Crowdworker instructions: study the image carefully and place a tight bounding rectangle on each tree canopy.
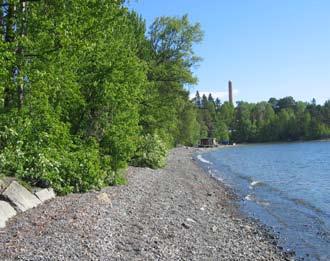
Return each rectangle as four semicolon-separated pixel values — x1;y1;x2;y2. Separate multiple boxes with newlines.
0;1;204;193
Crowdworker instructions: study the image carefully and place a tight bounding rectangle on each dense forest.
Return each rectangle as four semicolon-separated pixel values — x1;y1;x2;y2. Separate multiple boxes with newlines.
193;93;330;143
0;1;329;194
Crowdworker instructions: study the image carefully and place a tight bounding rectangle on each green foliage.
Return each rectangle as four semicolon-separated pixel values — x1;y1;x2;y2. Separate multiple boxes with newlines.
193;93;330;143
214;121;229;142
112;172;128;186
131;134;168;169
177;101;201;146
140;15;204;147
232;102;255;142
0;110;107;195
0;3;204;193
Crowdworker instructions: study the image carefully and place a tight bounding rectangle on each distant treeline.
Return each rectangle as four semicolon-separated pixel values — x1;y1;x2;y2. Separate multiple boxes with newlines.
193;93;330;143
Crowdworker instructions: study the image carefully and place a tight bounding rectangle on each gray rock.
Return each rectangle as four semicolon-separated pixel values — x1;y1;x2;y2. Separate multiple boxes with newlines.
3;181;41;212
0;200;17;228
35;188;56;202
0;177;15;193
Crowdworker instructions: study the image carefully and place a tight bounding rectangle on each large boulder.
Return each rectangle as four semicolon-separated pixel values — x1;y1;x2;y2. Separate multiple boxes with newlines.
0;201;17;228
2;181;41;212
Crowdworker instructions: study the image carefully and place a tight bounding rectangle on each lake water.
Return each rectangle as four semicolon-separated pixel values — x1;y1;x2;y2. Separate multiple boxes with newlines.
197;141;330;260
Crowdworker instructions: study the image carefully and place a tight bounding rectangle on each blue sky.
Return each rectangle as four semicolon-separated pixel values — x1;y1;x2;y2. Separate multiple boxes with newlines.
128;0;330;104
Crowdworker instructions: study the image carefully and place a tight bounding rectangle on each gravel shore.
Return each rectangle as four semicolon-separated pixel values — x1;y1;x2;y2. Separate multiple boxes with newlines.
0;147;293;260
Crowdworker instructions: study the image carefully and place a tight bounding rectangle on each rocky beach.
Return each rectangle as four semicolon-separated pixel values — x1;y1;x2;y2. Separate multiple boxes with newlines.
0;147;293;260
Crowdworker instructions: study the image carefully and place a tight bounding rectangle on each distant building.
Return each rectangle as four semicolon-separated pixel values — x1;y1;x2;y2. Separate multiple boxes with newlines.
199;138;217;148
228;80;233;105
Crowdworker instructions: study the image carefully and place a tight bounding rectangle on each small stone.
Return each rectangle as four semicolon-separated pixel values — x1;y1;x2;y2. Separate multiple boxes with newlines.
96;192;111;204
186;218;196;223
181;222;190;229
211;225;218;232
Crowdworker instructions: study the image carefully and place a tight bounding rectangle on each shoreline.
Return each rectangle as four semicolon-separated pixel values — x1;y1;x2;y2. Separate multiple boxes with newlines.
0;147;293;260
193;147;296;259
196;141;330;261
221;139;330;147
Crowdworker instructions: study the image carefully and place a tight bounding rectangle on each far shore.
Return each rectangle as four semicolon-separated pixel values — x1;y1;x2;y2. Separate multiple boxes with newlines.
198;138;330;149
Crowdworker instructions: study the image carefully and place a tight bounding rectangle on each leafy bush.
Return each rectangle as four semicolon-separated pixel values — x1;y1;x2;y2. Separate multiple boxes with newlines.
100;155;127;186
131;133;168;169
0;111;108;195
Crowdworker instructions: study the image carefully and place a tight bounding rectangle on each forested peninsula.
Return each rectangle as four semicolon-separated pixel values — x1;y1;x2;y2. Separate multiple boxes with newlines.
0;1;329;195
193;93;330;143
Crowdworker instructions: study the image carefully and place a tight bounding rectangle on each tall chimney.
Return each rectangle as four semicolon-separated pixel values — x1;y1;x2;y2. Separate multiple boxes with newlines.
228;80;233;105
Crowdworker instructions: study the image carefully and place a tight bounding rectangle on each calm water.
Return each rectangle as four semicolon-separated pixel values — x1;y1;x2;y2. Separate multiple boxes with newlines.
197;141;330;260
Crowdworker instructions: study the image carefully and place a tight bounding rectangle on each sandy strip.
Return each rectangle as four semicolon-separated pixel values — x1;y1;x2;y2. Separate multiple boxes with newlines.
0;147;293;260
